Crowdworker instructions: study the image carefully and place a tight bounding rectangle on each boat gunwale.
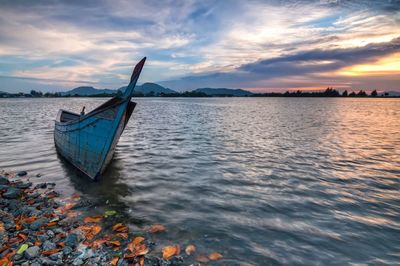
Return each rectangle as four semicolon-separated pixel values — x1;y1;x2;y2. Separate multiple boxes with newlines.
55;97;127;126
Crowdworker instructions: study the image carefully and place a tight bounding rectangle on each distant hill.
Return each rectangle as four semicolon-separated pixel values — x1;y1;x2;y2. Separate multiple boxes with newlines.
194;88;253;96
119;82;177;95
62;86;116;96
385;91;400;96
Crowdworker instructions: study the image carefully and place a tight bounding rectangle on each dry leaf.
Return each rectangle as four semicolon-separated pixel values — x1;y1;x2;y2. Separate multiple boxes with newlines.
56;242;65;248
116;232;129;239
42;249;61;256
107;240;121;247
112;223;128;233
17;233;28;242
77;224;102;240
132;236;145;246
34;240;42;246
208;252;223;261
195;255;209;263
139;256;145;266
47;221;57;227
90;239;107;249
162;245;180;260
185;244;196;255
110;257;119;266
0;222;5;233
148;224;166;233
84;215;103;223
134;243;149;256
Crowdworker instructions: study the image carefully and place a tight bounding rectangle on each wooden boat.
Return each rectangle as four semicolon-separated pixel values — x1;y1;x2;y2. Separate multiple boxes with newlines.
54;57;146;180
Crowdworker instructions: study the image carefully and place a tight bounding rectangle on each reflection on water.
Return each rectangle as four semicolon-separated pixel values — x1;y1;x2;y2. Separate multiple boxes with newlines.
0;97;400;265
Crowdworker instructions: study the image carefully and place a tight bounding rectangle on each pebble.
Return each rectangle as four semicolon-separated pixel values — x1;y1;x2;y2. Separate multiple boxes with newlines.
43;240;57;251
62;246;73;255
0;176;10;185
72;258;83;266
47;230;55;238
17;171;28;176
3;187;21;199
30;218;47;231
25;246;40;260
16;182;32;189
65;233;79;248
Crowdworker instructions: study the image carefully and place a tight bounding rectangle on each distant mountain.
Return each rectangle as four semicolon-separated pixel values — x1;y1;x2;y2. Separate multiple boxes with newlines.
119;82;177;95
194;88;253;96
62;86;117;96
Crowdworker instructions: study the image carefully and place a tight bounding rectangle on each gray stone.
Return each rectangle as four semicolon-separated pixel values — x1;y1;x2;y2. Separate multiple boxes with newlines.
30;218;47;231
21;262;30;266
30;262;41;266
0;176;9;185
43;240;56;251
3;187;21;199
47;230;55;238
117;258;128;266
25;246;40;260
16;182;32;189
65;233;79;248
49;252;63;261
72;258;83;266
17;171;28;176
62;246;73;255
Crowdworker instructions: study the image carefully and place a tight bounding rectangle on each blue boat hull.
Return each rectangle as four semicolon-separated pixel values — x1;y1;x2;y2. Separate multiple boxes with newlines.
54;58;146;180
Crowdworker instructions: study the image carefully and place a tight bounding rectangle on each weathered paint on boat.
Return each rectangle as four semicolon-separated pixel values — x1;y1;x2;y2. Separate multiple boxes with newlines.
54;58;146;180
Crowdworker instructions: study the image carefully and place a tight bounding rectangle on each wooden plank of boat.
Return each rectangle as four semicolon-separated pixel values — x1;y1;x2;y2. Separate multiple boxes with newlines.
54;57;146;180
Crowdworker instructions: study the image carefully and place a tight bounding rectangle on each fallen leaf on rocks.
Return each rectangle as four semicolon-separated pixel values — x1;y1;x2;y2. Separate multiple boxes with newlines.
140;256;144;266
185;244;196;255
110;257;118;266
208;252;223;261
112;223;128;233
46;221;57;227
42;249;61;256
16;244;28;254
56;242;65;248
162;245;180;260
148;224;166;233
195;255;209;263
17;233;28;242
90;239;107;249
34;240;42;246
134;243;149;256
77;224;102;240
84;215;103;223
107;240;121;247
0;257;11;266
132;236;145;246
116;233;128;239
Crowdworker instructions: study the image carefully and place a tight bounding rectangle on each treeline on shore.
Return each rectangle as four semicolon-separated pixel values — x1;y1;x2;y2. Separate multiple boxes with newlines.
0;88;394;98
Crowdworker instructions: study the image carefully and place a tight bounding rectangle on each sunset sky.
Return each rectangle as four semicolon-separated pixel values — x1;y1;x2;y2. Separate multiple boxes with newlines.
0;0;399;93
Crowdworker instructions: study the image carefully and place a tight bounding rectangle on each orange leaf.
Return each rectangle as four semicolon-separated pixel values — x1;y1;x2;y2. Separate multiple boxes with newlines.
47;221;57;227
139;256;144;266
77;224;102;240
162;245;180;260
109;257;118;266
185;244;196;255
148;224;166;233
112;223;128;233
15;223;22;231
84;215;103;223
107;240;121;247
195;255;209;263
116;233;128;239
34;240;42;246
135;243;149;256
132;236;145;246
0;257;10;266
208;252;223;261
90;239;107;249
17;233;28;242
56;242;65;248
42;249;60;256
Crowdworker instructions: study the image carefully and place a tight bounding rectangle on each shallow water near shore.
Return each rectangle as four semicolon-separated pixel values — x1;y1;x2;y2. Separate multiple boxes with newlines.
1;97;400;265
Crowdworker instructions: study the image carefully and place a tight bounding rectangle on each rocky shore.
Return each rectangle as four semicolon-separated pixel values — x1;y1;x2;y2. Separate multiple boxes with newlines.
0;170;223;266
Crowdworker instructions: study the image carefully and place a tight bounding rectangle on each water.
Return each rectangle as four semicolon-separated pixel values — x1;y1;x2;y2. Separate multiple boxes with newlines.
0;97;399;265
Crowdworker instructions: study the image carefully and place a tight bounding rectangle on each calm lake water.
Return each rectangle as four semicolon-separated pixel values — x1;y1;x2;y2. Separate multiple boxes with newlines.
1;97;400;265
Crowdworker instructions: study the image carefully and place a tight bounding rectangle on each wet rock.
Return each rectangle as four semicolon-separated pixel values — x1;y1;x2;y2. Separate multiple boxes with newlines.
30;262;42;266
117;258;129;266
21;261;30;266
49;252;63;261
43;240;57;251
0;185;10;190
16;182;32;189
72;258;83;266
62;246;73;255
35;183;47;189
25;246;40;260
36;173;42;177
3;187;21;199
47;230;55;238
40;257;58;265
17;171;28;176
0;176;9;185
30;218;47;231
65;233;79;248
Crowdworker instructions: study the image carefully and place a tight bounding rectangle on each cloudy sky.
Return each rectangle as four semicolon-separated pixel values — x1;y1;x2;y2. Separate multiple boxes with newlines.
0;0;399;93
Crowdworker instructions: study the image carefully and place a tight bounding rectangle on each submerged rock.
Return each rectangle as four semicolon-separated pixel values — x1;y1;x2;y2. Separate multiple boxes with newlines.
0;176;10;185
25;246;40;260
65;233;79;248
3;187;21;199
